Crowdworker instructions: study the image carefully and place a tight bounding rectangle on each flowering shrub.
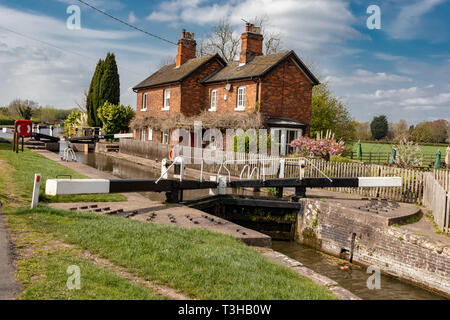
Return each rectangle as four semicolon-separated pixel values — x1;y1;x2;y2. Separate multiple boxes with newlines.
290;136;346;160
393;138;423;168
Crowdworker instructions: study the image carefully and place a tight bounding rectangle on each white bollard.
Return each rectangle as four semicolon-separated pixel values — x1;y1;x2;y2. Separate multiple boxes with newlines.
49;125;54;137
31;174;41;208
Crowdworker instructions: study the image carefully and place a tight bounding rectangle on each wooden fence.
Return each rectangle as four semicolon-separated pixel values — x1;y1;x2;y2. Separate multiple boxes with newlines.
120;139;171;162
423;173;450;233
284;159;425;203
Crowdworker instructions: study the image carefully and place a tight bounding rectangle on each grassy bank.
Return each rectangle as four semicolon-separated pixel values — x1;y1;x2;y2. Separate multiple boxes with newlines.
0;143;126;204
0;143;337;300
12;206;337;300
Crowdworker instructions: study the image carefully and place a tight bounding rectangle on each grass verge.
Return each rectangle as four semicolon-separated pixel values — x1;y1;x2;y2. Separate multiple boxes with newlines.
0;143;337;300
6;208;162;300
0;143;126;203
19;252;164;300
11;206;338;300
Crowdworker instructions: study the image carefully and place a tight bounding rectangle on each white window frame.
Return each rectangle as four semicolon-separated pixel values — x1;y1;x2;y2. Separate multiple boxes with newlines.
163;88;170;110
270;128;302;156
235;86;246;111
141;93;148;111
148;128;153;141
209;89;218;111
162;131;170;144
141;128;147;141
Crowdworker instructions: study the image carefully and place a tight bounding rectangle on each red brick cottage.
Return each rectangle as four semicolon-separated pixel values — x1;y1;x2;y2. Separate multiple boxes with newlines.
132;24;319;155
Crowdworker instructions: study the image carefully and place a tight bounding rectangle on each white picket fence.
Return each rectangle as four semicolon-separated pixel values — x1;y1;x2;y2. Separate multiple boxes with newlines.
423;172;450;233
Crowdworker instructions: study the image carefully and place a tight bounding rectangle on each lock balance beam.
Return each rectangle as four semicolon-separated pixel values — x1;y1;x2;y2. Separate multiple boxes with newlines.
45;178;218;196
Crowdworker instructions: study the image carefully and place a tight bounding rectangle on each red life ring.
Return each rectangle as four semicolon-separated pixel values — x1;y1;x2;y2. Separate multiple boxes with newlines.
168;148;175;161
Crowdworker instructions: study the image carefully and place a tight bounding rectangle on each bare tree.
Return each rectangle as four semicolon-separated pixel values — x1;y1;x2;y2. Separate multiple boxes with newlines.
198;18;241;62
157;55;176;68
198;16;282;63
8;99;38;120
75;91;88;113
249;15;282;55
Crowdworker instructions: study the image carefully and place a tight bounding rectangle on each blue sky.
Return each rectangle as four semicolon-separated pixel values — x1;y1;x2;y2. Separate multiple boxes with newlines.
0;0;449;125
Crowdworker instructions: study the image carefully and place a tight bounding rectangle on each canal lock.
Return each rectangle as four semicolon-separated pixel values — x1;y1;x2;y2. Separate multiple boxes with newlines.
185;194;301;241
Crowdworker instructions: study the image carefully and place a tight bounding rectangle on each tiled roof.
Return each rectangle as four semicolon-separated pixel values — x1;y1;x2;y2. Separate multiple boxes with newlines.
133;54;223;90
133;50;319;90
202;50;319;85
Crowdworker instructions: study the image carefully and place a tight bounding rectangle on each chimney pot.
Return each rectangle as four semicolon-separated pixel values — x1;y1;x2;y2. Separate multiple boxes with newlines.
239;23;263;65
176;29;196;67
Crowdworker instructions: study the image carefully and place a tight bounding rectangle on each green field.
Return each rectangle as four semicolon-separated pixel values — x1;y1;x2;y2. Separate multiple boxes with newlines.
348;141;447;155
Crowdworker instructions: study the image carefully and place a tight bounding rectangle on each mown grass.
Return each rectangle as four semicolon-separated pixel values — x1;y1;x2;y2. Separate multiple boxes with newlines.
348;142;444;155
1;157;162;300
0;142;337;300
0;143;126;203
13;206;338;300
18;252;164;300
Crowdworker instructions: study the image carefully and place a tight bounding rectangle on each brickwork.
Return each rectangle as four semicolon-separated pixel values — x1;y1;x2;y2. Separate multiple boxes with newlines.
134;25;316;135
261;59;313;133
136;84;181;118
204;80;258;114
180;59;224;116
297;199;450;296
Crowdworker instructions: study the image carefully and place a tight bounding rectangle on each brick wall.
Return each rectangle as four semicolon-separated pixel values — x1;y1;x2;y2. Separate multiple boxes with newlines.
136;84;182;118
180;59;224;116
297;199;450;296
204;80;258;115
261;58;313;134
135;56;314;134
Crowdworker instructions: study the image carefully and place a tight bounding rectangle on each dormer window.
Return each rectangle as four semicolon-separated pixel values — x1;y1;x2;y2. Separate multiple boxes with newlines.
235;86;246;111
209;89;217;111
141;93;148;111
163;88;170;110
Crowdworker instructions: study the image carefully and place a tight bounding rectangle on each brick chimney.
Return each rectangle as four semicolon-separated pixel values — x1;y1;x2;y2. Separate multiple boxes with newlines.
176;29;196;67
239;23;263;65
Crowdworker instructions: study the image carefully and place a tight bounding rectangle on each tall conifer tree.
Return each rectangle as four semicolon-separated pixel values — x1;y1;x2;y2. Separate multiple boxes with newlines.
86;58;104;127
86;52;120;127
99;52;120;107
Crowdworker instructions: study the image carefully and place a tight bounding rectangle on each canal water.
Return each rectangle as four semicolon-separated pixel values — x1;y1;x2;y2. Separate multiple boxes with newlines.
71;150;447;300
272;241;445;300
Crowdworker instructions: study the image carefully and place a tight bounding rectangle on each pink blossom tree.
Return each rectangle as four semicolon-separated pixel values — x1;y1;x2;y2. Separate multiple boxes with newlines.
290;136;346;161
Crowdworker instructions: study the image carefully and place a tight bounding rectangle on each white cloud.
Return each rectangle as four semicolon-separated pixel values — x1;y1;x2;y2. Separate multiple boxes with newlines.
342;85;450;122
388;0;446;39
54;0;125;11
324;69;412;86
128;11;138;24
0;5;173;109
147;0;362;54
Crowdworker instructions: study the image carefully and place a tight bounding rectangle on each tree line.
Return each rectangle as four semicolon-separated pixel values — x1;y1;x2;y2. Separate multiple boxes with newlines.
354;117;449;144
0;99;77;125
